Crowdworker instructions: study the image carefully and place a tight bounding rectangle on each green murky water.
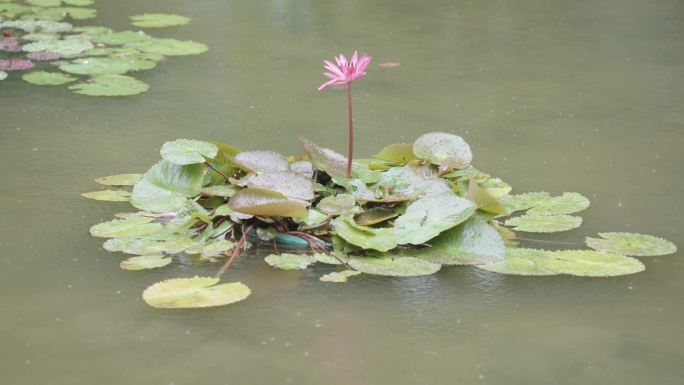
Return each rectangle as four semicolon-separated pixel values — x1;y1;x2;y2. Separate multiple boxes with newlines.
2;0;683;384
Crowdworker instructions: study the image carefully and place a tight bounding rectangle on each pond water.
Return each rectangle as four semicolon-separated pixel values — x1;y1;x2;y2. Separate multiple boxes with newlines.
2;0;683;384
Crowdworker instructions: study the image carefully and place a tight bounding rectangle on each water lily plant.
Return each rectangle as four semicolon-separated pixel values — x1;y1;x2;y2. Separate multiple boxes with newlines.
318;51;372;178
83;133;677;309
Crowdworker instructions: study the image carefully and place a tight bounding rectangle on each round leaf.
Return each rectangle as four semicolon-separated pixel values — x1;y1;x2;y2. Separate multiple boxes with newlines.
505;214;582;233
413;132;472;169
299;137;348;178
126;38;208;56
348;256;441;277
540;250;645;277
320;270;361;283
23;38;92;57
131;160;206;213
120;254;172;270
81;189;131;202
231;150;289;173
60;57;155;75
69;75;149;96
475;248;558;276
332;217;397;252
246;171;314;201
374;143;418;164
585;232;677;257
130;13;190;28
264;253;314;270
22;71;76;85
160;139;218;165
228;188;309;217
90;217;162;238
143;277;251;309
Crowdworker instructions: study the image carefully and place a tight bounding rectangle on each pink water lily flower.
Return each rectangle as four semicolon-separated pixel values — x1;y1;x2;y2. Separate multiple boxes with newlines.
318;51;372;91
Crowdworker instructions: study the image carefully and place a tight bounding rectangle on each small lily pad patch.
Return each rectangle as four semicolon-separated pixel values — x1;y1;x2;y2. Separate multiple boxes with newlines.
68;75;149;96
130;13;190;28
505;214;582;233
81;189;131;202
143;277;251;309
320;270;361;283
265;253;315;270
22;71;76;85
120;254;172;270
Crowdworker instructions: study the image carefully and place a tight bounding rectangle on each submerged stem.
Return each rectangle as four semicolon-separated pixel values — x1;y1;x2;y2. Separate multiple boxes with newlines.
346;83;353;178
215;224;255;277
204;161;230;181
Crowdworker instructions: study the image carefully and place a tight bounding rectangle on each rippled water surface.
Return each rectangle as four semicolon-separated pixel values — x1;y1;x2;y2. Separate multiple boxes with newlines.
2;0;683;384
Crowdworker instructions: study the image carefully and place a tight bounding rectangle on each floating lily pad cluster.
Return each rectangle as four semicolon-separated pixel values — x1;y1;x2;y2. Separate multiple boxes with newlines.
83;133;678;309
0;0;207;95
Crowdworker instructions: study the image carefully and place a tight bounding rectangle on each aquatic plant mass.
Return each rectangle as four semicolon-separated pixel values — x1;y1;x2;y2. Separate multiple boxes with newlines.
0;0;207;95
83;134;677;309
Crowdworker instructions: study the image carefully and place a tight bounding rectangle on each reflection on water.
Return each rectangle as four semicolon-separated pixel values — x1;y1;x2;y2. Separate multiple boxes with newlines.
1;0;683;384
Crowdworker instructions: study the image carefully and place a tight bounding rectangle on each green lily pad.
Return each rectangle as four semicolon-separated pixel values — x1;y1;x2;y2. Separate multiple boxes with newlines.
374;143;418;164
201;239;234;257
0;71;8;81
32;6;97;21
72;25;109;34
26;0;61;7
92;30;151;45
143;277;250;309
130;13;190;28
23;32;60;41
468;179;507;215
413;132;472;169
501;192;551;213
95;173;142;186
505;214;582;233
81;189;131;202
540;250;645;277
22;70;76;85
332;217;397;252
585;232;677;257
475;248;558;276
0;19;72;33
373;165;451;202
320;270;361;283
264;253;315;270
228;188;309;217
69;74;149;96
354;208;398;226
395;192;476;245
246;171;314;201
317;193;357;215
347;256;441;277
160;139;218;165
299;137;348;178
90;217;162;238
231;150;289;173
60;57;155;75
201;185;237;197
63;0;94;5
120;254;172;270
314;252;347;265
23;38;92;57
290;160;314;179
527;192;590;215
131;160;206;213
126;38;208;56
408;215;505;265
481;178;512;198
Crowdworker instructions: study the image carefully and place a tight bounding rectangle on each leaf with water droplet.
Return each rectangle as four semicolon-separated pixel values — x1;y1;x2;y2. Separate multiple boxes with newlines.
81;189;131;202
231;150;289;173
504;214;582;233
347;256;441;277
120;254;172;270
130;13;190;28
264;253;315;270
299;137;348;178
413;132;472;169
246;171;314;201
585;232;677;257
143;277;250;309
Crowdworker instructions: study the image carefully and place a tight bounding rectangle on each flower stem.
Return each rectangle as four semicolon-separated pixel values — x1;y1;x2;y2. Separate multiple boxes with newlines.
346;83;353;178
